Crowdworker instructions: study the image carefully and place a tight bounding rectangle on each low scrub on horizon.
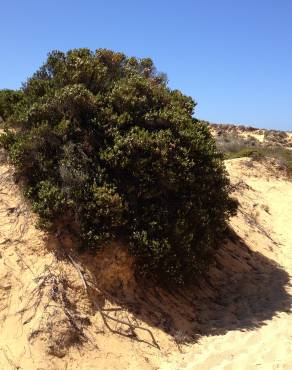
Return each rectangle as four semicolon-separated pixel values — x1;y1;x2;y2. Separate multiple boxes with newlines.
212;127;292;173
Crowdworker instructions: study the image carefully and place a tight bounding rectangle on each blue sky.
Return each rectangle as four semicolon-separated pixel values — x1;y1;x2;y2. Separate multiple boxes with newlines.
1;0;291;130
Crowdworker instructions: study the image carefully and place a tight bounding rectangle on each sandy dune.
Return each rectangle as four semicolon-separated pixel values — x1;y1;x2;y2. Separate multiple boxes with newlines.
0;153;292;369
160;158;292;369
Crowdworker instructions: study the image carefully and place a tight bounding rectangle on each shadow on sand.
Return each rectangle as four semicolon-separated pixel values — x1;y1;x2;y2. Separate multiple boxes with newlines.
52;227;292;347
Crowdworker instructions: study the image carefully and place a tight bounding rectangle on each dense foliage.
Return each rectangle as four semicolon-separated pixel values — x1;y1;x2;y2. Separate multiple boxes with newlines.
0;48;237;284
0;89;23;121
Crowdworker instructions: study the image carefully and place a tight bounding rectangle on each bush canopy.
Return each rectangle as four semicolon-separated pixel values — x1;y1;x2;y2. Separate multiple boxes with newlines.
0;48;237;284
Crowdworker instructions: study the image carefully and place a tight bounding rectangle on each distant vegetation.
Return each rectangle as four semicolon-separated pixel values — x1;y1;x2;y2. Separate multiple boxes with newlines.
0;48;237;284
211;124;292;173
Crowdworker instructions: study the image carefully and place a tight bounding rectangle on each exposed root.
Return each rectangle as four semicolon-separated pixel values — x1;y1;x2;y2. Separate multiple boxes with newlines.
57;235;160;350
238;207;278;245
0;346;21;369
17;264;92;357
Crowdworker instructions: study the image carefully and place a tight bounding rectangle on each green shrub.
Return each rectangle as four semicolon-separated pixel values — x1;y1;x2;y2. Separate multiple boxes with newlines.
268;147;292;173
0;48;237;284
226;147;264;159
215;132;260;155
0;89;23;122
224;144;292;174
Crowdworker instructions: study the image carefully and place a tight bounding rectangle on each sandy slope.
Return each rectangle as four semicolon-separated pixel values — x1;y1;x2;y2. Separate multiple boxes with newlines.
161;158;292;370
0;153;292;369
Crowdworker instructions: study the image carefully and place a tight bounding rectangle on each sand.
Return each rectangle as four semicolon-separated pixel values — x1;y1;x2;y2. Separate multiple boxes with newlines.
161;158;292;369
0;152;292;369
